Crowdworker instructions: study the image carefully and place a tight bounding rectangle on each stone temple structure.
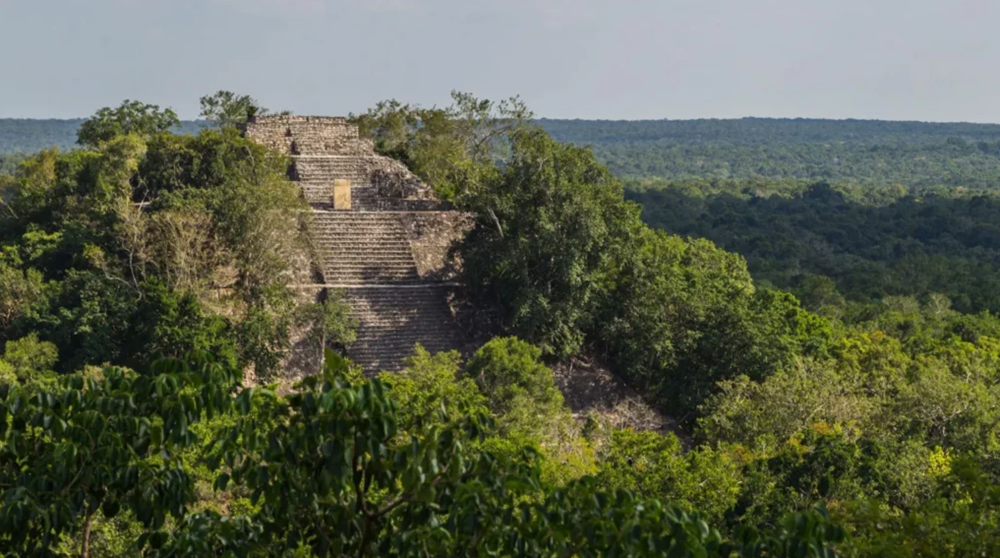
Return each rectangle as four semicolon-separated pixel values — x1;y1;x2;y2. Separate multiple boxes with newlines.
243;116;469;373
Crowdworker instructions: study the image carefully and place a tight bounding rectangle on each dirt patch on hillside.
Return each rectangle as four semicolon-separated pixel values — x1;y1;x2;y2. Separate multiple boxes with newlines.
551;356;682;438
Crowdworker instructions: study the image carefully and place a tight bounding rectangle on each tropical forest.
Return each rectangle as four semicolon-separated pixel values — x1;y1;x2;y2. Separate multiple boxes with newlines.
1;91;999;558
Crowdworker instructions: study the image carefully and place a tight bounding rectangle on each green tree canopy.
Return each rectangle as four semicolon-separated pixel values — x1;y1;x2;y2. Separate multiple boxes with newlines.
76;100;180;148
0;351;848;557
198;90;270;129
459;127;637;358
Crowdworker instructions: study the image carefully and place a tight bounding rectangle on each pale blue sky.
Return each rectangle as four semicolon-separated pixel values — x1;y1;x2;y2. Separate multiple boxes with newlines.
1;0;998;121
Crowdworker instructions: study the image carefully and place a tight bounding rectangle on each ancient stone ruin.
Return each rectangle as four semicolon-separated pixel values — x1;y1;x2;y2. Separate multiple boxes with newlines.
243;115;469;373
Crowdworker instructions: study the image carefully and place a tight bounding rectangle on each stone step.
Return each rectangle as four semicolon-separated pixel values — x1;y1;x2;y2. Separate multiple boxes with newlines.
326;277;422;285
312;228;409;235
311;227;407;234
299;180;374;186
342;286;466;373
310;218;410;230
328;265;418;270
297;175;371;186
315;238;410;244
351;324;458;334
309;213;410;224
321;268;418;274
313;233;409;240
291;138;369;156
350;325;456;334
323;267;419;278
294;157;367;170
313;237;411;246
322;268;419;276
350;342;458;355
294;156;367;166
295;173;370;185
322;259;417;265
313;234;410;242
321;260;416;265
311;221;408;228
324;266;419;274
317;248;409;254
308;210;421;285
315;244;412;252
300;183;375;191
290;136;364;144
296;167;370;177
300;186;378;206
316;252;412;259
316;256;415;263
311;210;415;218
312;220;405;226
312;221;407;226
320;261;415;267
313;232;406;238
281;123;358;138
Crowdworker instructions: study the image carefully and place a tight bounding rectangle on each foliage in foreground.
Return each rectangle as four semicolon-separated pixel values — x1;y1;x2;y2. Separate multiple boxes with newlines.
0;351;845;557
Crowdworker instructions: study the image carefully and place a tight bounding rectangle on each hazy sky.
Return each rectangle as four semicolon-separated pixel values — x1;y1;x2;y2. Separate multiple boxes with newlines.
1;0;998;121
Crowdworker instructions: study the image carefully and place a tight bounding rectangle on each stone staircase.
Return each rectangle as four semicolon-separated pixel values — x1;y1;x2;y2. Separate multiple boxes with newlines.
311;211;421;285
243;115;468;374
294;156;370;183
294;156;372;204
292;136;368;157
343;286;463;372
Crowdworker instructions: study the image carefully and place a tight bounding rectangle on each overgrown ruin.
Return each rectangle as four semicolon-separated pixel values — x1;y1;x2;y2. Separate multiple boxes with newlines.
243;116;470;373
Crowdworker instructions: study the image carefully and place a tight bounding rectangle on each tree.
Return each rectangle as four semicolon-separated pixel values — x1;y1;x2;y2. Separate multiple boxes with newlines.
596;429;742;524
3;120;311;381
202;351;523;557
185;352;847;558
459;128;640;357
379;346;488;435
123;280;238;371
465;337;565;434
464;337;597;483
18;270;139;373
352;91;532;200
0;355;240;557
77;100;179;148
236;303;292;384
0;346;849;557
596;228;830;419
210;137;307;304
199;90;269;129
296;292;357;368
0;257;43;333
0;333;59;389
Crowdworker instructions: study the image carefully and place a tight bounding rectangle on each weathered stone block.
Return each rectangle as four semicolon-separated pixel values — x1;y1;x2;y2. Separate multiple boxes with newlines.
333;179;352;209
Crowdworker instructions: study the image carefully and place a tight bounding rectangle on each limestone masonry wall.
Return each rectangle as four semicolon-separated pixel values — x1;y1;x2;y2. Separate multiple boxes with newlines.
243;116;359;155
401;212;471;281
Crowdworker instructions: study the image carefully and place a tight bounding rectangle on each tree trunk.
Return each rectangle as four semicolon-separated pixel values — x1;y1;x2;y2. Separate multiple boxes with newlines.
81;506;94;558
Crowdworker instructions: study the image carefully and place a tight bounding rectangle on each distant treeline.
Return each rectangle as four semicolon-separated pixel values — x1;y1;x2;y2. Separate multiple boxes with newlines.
540;118;1000;188
10;117;1000;188
540;117;1000;145
629;178;1000;316
0;118;208;154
